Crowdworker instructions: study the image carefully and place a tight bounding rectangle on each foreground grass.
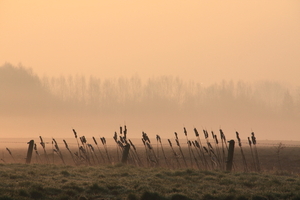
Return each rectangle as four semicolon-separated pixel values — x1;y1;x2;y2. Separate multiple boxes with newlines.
0;163;300;200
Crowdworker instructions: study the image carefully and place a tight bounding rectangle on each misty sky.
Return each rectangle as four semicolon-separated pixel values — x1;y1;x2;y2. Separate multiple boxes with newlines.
1;1;300;141
1;1;300;86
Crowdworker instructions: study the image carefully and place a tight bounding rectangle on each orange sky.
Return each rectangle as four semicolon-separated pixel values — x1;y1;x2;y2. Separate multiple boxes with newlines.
1;1;300;141
1;1;300;86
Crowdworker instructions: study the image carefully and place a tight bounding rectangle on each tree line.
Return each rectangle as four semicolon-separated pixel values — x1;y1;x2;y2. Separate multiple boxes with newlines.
1;63;299;120
42;71;300;119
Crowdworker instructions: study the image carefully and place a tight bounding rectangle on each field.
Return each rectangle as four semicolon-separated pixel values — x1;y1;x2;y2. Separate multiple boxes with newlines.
1;162;300;200
1;130;300;200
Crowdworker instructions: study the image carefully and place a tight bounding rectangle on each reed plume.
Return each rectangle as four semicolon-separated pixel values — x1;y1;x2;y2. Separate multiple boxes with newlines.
251;132;260;172
6;148;15;163
156;135;169;168
93;136;106;163
236;131;248;172
174;132;188;168
168;139;181;168
39;136;50;164
52;138;65;165
63;139;77;165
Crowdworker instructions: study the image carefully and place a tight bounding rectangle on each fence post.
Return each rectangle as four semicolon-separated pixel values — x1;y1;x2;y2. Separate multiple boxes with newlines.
121;144;130;164
26;140;34;164
226;140;235;172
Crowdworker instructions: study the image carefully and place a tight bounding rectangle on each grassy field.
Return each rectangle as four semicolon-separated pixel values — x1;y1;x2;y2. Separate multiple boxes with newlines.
1;132;300;200
0;145;300;200
1;163;300;200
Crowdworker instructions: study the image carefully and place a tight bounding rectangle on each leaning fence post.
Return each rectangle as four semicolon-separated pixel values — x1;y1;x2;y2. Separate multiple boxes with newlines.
121;144;130;164
226;140;235;172
26;140;34;164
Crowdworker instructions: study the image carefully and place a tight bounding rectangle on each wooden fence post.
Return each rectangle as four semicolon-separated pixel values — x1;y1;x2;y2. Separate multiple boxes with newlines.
121;144;130;164
26;140;34;164
226;140;235;172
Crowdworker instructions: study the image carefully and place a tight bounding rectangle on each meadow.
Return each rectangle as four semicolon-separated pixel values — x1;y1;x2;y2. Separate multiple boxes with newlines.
1;128;300;200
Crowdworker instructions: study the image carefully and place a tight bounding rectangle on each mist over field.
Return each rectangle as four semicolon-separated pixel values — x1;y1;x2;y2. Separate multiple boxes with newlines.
1;1;300;142
1;63;299;140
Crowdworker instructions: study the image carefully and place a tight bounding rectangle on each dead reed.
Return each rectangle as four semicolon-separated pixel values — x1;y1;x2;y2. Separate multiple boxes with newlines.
1;126;265;174
236;131;248;172
39;136;50;164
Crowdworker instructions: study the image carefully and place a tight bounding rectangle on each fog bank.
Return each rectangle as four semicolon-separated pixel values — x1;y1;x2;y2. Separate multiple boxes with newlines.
1;64;300;141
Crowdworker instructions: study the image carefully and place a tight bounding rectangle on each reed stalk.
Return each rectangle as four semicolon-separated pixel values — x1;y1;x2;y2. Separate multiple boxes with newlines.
80;136;90;164
113;132;120;162
6;148;15;163
219;129;226;170
142;138;150;167
203;129;215;169
39;136;50;164
236;131;248;172
34;143;42;164
193;140;205;169
188;140;200;169
52;138;65;165
251;132;260;172
184;127;193;168
72;129;81;157
194;128;209;170
156;135;169;168
143;132;158;166
87;144;98;165
101;137;112;164
212;131;222;169
175;135;188;168
63;139;78;165
168;139;181;169
129;139;143;167
248;137;257;171
93;136;106;163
